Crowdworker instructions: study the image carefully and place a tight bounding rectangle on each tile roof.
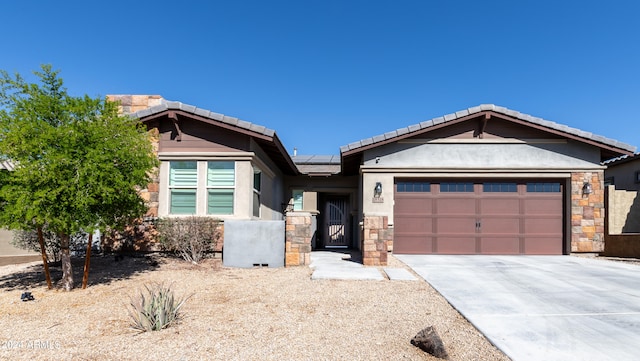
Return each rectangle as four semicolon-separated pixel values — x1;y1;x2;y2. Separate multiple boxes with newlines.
292;155;341;164
130;99;277;138
292;155;341;175
603;153;640;166
339;104;637;154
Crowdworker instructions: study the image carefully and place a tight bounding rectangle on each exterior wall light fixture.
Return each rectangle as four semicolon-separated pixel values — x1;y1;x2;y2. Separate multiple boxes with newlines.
582;182;592;195
374;182;383;198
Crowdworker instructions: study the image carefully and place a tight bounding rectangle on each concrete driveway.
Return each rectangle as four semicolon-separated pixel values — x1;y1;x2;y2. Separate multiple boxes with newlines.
396;255;640;361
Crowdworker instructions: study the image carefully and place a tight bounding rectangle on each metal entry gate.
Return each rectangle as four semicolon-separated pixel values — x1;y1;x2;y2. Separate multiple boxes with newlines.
324;198;350;247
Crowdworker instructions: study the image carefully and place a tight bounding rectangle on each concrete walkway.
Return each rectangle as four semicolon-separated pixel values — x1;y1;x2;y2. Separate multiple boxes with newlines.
309;250;417;281
397;255;640;361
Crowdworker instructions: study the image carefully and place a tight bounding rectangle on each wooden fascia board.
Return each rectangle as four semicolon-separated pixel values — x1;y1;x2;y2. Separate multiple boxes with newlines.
274;135;300;175
342;110;633;158
341;112;486;157
140;110;272;142
487;111;635;156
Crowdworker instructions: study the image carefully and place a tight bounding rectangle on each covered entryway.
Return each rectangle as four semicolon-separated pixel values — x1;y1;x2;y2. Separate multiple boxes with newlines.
394;180;564;254
319;195;351;248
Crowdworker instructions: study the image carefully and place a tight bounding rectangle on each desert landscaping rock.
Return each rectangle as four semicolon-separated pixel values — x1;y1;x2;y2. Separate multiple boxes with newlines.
411;325;449;359
0;255;509;360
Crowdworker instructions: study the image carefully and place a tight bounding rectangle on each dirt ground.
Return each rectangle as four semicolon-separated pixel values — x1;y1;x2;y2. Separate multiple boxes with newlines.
0;253;510;361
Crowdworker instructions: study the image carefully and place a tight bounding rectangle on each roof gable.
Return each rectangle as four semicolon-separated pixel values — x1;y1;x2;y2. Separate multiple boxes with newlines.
341;104;636;154
131;100;299;175
340;104;636;174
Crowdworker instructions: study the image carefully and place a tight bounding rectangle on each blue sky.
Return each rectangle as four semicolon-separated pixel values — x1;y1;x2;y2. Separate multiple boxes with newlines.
2;1;639;155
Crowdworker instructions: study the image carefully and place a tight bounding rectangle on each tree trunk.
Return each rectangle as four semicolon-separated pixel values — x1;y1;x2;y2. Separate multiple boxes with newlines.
82;233;92;289
37;226;53;290
60;234;74;291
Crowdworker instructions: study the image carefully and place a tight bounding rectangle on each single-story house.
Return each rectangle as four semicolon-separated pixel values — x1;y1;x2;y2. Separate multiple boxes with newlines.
108;95;636;266
602;153;640;257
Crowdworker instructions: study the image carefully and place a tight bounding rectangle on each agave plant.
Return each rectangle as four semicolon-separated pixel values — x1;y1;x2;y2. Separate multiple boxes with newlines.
127;283;191;332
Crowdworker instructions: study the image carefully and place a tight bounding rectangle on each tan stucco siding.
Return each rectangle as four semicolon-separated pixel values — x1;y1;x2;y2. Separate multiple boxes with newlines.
363;141;603;169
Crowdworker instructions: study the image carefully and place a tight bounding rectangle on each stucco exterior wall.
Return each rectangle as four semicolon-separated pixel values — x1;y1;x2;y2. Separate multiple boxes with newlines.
249;139;285;221
605;158;640;191
607;185;640;234
363;140;602;169
222;220;285;268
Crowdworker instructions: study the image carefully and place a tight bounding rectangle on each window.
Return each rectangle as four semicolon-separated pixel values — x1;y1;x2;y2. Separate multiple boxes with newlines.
292;190;303;211
440;182;474;192
169;161;197;214
168;160;235;216
252;169;261;217
526;182;561;192
483;182;517;192
397;181;431;192
635;171;640;184
207;161;234;215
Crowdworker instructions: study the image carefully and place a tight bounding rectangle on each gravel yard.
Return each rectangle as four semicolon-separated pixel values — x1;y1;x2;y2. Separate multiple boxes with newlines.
0;254;509;361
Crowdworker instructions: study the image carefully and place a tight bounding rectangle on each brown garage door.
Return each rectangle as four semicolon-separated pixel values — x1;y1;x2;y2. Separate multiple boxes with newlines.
393;180;563;255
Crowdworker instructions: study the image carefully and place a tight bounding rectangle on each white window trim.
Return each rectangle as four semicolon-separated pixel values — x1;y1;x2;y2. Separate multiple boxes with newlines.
168;160;198;215
292;189;304;211
206;161;236;216
161;160;237;217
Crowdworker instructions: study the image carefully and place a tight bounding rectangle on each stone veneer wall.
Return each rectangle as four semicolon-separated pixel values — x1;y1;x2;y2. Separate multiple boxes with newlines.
108;94;164;114
362;215;392;266
139;127;160;218
104;95;173;251
107;95;163;219
285;212;312;266
571;171;605;253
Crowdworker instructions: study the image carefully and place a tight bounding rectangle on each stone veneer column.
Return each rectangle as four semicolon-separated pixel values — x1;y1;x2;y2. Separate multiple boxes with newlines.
138;127;160;218
362;215;392;266
571;171;605;253
107;95;164;219
285;212;312;267
108;94;164;113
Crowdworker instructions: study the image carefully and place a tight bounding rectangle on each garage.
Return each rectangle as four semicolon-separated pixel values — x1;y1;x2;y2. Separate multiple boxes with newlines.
393;180;564;255
339;105;635;265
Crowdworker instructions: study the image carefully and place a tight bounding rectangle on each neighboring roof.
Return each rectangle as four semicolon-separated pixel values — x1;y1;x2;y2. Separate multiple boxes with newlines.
0;160;14;171
293;155;341;175
293;155;341;164
340;104;637;154
603;153;640;166
129;99;299;175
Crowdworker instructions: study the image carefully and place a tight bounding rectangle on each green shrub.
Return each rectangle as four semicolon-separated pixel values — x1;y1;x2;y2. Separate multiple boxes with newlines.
127;283;191;332
156;217;221;263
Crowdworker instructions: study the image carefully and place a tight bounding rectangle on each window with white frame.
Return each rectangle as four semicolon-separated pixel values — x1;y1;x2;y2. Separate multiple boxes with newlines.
292;190;303;211
169;161;198;214
253;168;262;217
168;160;235;216
207;161;235;215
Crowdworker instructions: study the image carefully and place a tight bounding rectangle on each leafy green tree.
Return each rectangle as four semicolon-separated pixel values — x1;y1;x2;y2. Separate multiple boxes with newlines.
0;65;158;291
